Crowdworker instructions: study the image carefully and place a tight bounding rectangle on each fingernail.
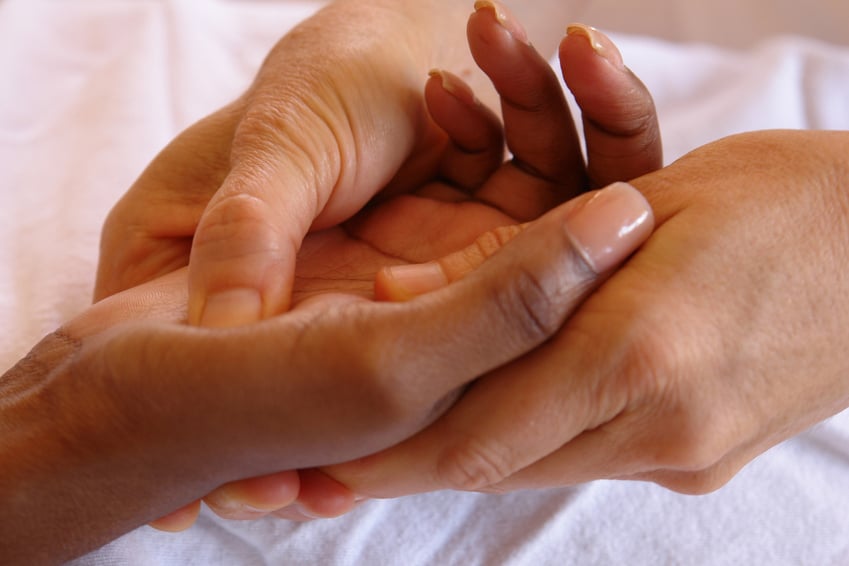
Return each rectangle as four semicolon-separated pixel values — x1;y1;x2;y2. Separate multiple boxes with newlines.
206;494;269;520
474;0;529;45
294;504;324;520
564;182;653;273
428;69;479;107
378;262;449;301
566;23;626;70
199;288;263;327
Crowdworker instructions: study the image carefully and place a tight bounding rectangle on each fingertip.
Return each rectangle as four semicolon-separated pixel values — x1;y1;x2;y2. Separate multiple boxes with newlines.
562;182;654;273
194;287;264;328
427;69;478;107
559;24;662;185
472;0;530;46
203;471;300;520
188;185;302;327
148;500;202;532
294;469;357;518
563;23;626;71
374;263;448;302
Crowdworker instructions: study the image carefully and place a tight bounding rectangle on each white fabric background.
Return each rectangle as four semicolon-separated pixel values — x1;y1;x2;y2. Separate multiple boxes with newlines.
1;1;849;564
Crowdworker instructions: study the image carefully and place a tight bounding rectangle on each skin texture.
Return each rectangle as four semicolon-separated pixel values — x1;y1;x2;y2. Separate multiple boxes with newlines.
325;129;849;498
0;181;653;564
7;2;849;561
94;0;476;321
0;4;661;561
97;2;661;527
93;0;496;528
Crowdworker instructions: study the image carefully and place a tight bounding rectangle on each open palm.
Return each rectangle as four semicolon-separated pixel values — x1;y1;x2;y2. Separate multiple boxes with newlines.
292;188;511;304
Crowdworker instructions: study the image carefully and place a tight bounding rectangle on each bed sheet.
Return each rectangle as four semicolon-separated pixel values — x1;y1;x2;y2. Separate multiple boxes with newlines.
1;1;849;564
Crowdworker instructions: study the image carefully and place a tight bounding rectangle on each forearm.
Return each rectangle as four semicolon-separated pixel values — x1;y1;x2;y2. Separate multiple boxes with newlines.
0;333;210;564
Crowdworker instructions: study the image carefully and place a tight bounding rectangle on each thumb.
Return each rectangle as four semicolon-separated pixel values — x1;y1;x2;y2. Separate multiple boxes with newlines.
186;153;325;327
186;85;423;327
328;182;654;496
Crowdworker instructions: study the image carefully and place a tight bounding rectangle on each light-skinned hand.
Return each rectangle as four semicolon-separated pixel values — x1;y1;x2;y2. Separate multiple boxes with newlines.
180;6;662;525
327;129;849;500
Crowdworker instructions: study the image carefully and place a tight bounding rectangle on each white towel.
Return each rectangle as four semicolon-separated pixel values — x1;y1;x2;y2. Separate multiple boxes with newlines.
2;2;848;564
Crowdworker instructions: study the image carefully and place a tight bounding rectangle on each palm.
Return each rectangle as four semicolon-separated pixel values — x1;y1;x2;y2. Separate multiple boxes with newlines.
290;182;516;305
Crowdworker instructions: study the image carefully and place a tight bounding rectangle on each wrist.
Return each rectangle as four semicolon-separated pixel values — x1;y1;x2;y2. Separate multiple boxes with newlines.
0;329;212;562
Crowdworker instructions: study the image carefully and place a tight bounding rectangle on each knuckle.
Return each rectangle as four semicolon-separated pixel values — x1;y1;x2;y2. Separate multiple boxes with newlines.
618;327;681;401
652;426;725;474
616;322;729;473
234;96;296;147
340;311;429;426
494;265;560;344
194;192;282;256
475;225;524;257
231;97;340;217
586;98;658;149
436;435;515;491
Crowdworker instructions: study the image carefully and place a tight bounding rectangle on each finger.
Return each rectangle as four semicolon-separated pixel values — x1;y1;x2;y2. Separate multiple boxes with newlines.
186;158;314;327
148;500;202;532
424;70;505;191
365;182;651;402
374;223;527;301
326;183;655;495
288;469;357;519
203;470;300;520
483;416;655;492
186;88;366;327
188;53;433;326
560;24;662;187
468;1;587;218
328;327;614;497
490;411;756;496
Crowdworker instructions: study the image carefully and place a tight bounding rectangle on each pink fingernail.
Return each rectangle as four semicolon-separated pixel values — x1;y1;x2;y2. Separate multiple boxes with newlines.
199;288;263;327
474;0;530;45
379;262;449;301
428;69;479;107
564;182;653;273
206;493;268;520
566;23;626;70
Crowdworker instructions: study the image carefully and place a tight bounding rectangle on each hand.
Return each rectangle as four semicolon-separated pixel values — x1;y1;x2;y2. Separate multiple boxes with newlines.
328;129;849;498
93;1;662;528
0;176;654;563
92;0;503;529
187;10;662;524
94;0;480;326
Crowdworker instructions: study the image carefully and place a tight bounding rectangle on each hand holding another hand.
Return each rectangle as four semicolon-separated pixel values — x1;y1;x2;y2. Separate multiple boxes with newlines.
99;1;661;527
1;154;653;563
332;129;849;499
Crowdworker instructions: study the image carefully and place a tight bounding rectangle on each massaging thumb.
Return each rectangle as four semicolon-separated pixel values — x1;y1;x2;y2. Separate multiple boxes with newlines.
186;171;314;328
